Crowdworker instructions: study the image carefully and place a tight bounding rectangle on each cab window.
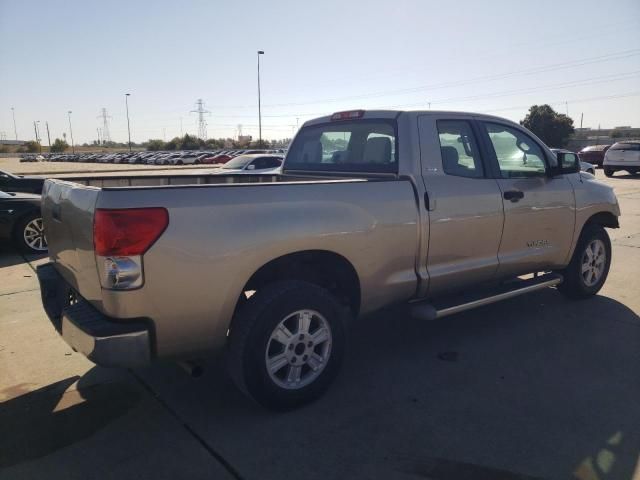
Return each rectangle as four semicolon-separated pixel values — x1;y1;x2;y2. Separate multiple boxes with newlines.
436;120;484;178
483;123;547;178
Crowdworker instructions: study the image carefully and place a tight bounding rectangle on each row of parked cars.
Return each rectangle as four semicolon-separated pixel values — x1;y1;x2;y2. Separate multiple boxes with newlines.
20;149;287;166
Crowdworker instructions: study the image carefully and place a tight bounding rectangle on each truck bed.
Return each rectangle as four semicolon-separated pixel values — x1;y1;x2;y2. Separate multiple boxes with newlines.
41;173;420;358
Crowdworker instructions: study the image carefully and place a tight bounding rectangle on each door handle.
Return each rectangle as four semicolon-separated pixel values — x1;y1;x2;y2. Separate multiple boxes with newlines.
503;190;524;201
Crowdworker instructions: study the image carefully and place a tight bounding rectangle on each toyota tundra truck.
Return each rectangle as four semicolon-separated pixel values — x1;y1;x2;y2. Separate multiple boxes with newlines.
37;110;620;409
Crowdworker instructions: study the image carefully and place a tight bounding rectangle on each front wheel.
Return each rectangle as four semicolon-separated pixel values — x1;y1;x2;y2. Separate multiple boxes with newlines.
227;281;347;410
557;224;611;299
604;167;614;177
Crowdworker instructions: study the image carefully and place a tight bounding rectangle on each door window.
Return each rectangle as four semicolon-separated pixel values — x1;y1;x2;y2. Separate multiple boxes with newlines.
483;123;547;178
436;120;484;178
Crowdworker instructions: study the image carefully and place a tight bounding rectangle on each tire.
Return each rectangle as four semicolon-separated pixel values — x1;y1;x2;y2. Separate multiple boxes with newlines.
227;280;347;410
176;160;183;165
604;167;614;177
557;224;611;299
14;213;47;253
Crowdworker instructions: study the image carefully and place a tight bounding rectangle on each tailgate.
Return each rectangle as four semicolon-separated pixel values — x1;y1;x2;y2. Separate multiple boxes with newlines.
42;179;103;303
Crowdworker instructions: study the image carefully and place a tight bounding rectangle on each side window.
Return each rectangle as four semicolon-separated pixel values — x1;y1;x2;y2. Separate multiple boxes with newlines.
483;123;547;178
319;132;351;163
436;120;484;178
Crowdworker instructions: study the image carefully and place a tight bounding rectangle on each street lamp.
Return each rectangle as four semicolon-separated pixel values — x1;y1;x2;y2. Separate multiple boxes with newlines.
257;50;264;147
11;107;17;140
125;93;132;152
67;111;75;154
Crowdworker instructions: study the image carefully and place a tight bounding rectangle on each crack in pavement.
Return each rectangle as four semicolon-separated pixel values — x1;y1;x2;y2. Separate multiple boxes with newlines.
127;369;245;480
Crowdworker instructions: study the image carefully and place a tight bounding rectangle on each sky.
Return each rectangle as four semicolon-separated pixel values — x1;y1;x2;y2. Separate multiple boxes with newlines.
1;0;639;145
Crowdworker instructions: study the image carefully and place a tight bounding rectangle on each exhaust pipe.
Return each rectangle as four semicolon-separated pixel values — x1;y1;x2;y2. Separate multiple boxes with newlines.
178;359;204;378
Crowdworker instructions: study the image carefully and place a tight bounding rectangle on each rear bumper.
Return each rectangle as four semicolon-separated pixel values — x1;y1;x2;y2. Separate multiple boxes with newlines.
36;262;151;368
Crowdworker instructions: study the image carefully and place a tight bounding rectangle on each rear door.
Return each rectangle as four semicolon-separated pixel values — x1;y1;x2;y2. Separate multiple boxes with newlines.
477;121;575;276
418;114;504;296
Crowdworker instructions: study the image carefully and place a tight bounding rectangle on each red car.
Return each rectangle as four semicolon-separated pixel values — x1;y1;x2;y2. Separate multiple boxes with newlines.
577;145;610;167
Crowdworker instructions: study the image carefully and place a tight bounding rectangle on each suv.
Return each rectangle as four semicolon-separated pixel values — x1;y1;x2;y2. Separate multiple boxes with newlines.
603;141;640;177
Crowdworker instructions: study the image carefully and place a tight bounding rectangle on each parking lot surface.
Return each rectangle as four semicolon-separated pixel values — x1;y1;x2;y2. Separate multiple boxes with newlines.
1;172;639;480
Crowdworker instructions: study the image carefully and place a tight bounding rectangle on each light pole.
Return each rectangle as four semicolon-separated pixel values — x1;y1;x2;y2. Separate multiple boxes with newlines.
257;50;264;147
36;121;42;153
125;93;132;152
11;107;17;140
67;111;75;154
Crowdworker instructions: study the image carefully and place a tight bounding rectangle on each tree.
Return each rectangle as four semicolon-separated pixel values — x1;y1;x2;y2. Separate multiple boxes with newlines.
146;139;165;151
520;105;574;148
180;134;201;150
50;138;69;153
24;141;40;153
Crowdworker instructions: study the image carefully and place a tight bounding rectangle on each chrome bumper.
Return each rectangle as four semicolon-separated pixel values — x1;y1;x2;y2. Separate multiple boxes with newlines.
36;262;151;367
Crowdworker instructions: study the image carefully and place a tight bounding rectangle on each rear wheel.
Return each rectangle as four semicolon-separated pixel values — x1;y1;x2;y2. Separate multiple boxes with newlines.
14;214;47;253
227;281;347;410
557;224;611;299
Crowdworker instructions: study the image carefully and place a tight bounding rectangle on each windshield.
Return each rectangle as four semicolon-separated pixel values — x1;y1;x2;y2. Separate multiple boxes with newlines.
222;155;254;169
285;120;398;173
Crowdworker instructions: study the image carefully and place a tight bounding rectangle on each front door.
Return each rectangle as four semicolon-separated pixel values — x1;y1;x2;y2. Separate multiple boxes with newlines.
478;121;575;277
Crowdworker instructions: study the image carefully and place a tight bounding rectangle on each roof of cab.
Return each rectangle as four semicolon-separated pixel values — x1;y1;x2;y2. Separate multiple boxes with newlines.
303;109;522;128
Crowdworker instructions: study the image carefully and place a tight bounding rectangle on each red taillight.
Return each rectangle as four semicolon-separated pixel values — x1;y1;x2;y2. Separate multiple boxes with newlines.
94;208;169;256
331;110;365;121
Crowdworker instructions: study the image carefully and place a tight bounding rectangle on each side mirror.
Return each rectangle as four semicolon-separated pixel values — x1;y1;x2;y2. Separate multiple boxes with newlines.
246;164;256;170
555;152;580;175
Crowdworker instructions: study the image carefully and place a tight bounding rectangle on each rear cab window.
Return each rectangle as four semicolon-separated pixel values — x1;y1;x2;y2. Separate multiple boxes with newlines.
285;120;398;173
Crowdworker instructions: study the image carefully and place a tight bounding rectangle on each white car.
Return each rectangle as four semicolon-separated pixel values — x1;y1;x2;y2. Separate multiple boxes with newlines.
603;141;640;177
214;154;283;174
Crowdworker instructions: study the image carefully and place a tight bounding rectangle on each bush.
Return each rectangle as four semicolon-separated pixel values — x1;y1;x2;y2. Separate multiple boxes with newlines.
50;138;69;153
24;141;40;153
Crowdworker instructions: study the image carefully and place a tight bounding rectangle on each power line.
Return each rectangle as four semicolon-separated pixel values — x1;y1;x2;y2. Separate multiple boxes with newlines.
189;48;640;110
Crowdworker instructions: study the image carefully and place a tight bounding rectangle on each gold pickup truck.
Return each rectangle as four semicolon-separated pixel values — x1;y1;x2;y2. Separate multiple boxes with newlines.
37;110;620;409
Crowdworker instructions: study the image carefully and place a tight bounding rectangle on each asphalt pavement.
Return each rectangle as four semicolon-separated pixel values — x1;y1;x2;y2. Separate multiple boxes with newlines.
1;173;639;480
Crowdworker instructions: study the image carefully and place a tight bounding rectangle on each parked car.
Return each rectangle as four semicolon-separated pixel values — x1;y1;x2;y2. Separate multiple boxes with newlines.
0;190;47;253
0;170;45;194
603;141;640;177
216;154;283;174
550;149;595;175
577;145;610;167
36;109;620;410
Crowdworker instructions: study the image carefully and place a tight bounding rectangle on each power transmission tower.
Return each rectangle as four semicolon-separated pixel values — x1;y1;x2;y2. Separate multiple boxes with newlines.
190;99;210;140
97;108;112;143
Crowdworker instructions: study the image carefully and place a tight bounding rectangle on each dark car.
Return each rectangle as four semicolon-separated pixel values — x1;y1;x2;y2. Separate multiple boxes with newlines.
577;145;610;167
0;170;45;194
0;190;47;253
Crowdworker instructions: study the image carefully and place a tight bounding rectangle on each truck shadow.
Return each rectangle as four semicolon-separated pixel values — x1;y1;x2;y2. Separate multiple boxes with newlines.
0;371;140;469
135;289;640;480
0;242;48;268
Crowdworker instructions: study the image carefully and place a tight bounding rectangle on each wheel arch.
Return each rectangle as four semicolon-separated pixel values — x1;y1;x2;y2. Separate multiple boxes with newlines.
584;211;619;229
235;250;361;318
11;207;41;238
